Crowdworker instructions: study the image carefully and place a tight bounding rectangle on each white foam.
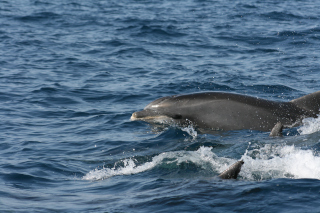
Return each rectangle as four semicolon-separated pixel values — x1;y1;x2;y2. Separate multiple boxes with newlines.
83;154;164;181
298;115;320;135
241;144;320;180
83;146;227;181
180;125;198;138
83;144;320;181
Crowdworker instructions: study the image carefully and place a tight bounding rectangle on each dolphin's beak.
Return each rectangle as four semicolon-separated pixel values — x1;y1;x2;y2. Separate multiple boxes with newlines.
130;112;139;120
131;109;158;121
130;109;172;122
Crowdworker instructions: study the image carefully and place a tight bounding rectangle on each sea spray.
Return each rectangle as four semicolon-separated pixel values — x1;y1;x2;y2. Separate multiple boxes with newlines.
298;115;320;135
84;144;320;181
241;144;320;180
83;147;224;181
181;125;198;138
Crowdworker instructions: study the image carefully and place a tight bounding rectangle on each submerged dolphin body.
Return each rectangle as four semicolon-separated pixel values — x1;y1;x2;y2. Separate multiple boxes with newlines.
131;91;320;132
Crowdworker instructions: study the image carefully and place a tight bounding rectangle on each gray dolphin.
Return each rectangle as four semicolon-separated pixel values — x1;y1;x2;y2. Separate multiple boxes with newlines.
131;91;320;132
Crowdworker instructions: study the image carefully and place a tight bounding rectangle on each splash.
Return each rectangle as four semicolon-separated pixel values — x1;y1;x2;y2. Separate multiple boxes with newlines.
180;125;198;138
241;144;320;180
298;115;320;135
83;154;165;181
83;146;229;181
83;144;320;181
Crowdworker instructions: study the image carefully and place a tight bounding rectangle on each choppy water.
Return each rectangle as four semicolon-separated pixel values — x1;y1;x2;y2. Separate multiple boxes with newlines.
1;0;320;212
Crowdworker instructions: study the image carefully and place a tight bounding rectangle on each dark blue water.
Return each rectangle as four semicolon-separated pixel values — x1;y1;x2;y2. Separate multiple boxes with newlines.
1;0;320;212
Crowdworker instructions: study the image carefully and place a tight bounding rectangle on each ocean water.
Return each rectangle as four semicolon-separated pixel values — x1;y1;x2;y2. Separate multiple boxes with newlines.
1;0;320;212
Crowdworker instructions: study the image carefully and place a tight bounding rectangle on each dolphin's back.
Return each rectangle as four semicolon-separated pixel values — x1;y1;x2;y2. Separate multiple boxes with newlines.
291;91;320;116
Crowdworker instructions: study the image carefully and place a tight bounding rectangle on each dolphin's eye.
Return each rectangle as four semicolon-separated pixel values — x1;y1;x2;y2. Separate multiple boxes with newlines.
172;114;182;119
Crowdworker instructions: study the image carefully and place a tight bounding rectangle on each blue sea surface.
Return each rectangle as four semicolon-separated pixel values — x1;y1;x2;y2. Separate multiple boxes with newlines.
1;0;320;212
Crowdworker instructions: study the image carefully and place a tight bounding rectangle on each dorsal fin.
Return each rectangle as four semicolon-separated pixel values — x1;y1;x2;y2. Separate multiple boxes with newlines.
290;91;320;115
219;160;244;179
269;122;283;137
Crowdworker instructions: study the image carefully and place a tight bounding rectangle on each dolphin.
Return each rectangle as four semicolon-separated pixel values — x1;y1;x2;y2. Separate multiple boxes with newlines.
219;160;244;179
131;91;320;132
